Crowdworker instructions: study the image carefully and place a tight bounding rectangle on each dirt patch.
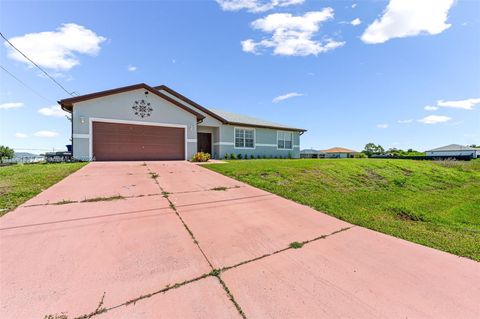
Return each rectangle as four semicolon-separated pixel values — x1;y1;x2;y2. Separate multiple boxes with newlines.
390;207;425;222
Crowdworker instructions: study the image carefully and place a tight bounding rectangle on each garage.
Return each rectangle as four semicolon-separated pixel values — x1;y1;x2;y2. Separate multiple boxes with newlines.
92;121;185;161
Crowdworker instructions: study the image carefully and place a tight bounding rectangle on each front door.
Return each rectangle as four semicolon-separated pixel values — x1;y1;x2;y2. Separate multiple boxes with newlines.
197;132;212;155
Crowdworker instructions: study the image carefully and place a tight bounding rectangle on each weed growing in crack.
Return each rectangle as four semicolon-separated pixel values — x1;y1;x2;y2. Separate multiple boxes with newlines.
211;186;228;191
81;195;125;203
53;200;77;205
149;172;159;179
210;268;222;276
289;241;304;249
162;191;170;198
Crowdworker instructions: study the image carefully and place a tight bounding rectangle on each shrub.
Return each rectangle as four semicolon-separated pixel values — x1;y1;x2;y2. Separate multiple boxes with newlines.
250;154;255;159
244;154;248;160
354;153;367;158
263;155;267;159
237;153;243;160
191;152;211;162
224;153;229;160
257;154;262;159
230;153;237;160
288;151;293;159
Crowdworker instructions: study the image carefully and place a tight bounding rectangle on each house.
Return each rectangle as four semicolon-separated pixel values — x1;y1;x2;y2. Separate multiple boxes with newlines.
322;147;358;158
59;83;306;161
300;149;324;158
425;144;480;158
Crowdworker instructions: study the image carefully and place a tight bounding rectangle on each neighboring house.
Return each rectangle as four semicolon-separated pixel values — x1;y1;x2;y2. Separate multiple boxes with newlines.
425;144;480;158
300;147;358;159
59;83;306;161
5;152;44;164
300;149;325;158
323;147;358;158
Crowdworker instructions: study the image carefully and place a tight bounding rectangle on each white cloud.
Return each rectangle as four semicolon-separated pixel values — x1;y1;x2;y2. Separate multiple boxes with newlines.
15;133;28;138
38;105;66;117
437;98;480;110
5;23;106;71
397;119;413;124
0;102;24;109
361;0;454;44
34;130;59;137
351;18;361;26
127;65;137;72
216;0;303;13
424;105;439;111
351;4;357;9
242;10;345;56
376;123;389;128
418;115;451;124
272;92;303;103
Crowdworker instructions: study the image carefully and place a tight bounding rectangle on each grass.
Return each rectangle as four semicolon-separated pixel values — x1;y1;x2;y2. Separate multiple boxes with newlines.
206;159;480;261
0;162;87;215
289;241;304;249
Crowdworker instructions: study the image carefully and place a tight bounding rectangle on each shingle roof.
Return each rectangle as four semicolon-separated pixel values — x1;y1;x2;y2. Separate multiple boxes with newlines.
427;144;479;152
208;108;305;132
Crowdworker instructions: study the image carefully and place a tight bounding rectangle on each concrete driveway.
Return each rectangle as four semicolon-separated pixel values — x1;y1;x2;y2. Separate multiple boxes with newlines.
1;161;479;318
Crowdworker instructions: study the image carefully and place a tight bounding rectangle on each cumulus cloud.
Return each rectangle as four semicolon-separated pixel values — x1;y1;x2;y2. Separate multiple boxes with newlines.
38;105;66;117
0;102;24;109
5;23;106;71
418;115;451;124
15;133;28;138
361;0;454;44
34;130;59;137
376;123;389;129
241;10;345;56
272;92;303;103
351;18;361;26
437;98;480;110
127;65;137;72
397;119;413;124
216;0;303;13
424;105;439;111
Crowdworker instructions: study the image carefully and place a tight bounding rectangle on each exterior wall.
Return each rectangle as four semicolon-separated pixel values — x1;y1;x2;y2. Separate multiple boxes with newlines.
71;88;198;160
425;150;476;157
325;152;355;158
217;125;301;159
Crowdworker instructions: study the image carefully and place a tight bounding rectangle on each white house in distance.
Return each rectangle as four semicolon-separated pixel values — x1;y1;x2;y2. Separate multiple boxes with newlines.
425;144;480;158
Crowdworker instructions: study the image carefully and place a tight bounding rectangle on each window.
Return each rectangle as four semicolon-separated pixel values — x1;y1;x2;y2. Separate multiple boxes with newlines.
278;131;293;150
235;128;255;148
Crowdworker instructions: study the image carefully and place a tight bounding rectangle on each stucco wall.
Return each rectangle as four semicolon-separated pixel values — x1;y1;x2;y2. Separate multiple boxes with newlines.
71;88;198;160
217;125;301;159
425;150;477;157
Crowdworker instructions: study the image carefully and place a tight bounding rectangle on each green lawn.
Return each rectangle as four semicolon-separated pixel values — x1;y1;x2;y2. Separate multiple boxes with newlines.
0;162;87;215
206;159;480;261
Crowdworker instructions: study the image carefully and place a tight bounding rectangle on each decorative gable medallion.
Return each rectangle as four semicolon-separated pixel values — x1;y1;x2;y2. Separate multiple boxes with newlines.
132;99;153;118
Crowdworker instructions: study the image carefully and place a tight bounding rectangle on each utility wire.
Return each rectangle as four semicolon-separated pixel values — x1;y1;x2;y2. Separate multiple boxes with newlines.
0;64;54;103
0;31;74;96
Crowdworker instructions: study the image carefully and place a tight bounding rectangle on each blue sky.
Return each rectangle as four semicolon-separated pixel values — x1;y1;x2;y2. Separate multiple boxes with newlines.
0;0;479;154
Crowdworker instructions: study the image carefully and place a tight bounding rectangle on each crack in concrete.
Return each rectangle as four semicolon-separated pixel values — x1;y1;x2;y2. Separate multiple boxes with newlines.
69;225;353;318
22;193;163;208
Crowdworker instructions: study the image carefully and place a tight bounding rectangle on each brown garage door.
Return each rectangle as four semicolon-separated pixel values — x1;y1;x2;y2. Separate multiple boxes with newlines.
92;122;185;161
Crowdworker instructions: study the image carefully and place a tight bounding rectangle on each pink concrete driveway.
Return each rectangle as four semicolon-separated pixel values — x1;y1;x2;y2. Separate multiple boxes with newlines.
1;161;479;318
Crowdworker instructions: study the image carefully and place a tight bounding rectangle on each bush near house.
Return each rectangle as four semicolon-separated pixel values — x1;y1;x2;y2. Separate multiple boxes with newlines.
191;152;211;162
0;145;14;164
206;159;480;261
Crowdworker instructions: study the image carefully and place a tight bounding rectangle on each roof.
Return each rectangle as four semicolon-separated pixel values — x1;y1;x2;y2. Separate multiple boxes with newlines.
58;83;205;121
426;144;480;152
58;83;306;132
322;147;358;153
208;108;306;132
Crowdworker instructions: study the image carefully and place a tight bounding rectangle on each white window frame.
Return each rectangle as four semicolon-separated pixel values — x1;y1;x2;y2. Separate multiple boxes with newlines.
277;131;294;150
234;127;256;149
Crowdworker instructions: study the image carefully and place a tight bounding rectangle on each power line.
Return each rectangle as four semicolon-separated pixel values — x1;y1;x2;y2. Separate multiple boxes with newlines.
0;64;54;103
0;31;74;96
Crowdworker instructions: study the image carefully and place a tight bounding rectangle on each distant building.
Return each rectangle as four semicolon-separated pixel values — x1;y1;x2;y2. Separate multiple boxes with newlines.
300;147;358;159
425;144;480;158
322;147;358;158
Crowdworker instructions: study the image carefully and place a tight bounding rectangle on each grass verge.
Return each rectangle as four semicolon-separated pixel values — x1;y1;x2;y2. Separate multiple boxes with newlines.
206;159;480;261
0;162;87;215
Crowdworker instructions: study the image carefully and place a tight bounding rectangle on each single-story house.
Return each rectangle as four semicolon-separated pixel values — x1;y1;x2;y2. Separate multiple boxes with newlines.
322;147;358;158
425;144;480;158
300;149;324;158
59;83;306;161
